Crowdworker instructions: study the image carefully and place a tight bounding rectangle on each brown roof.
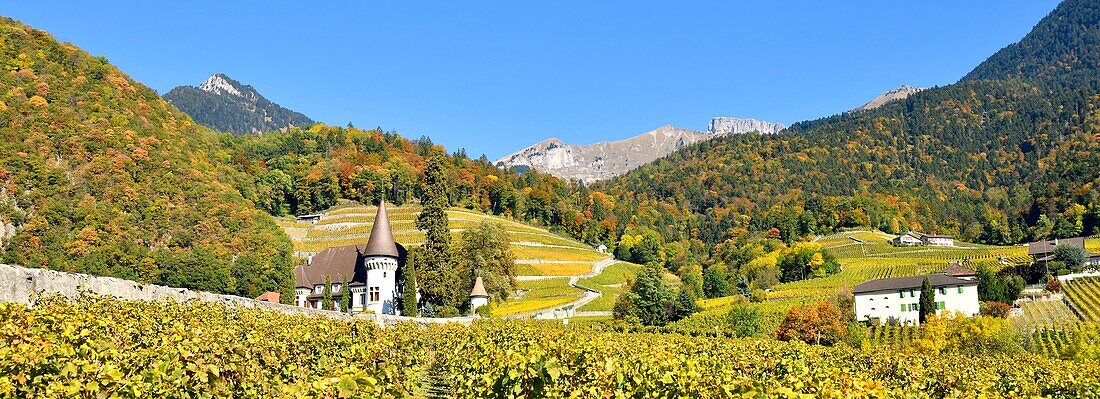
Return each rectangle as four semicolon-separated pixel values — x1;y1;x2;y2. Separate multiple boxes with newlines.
944;263;977;277
1027;237;1085;256
470;276;489;298
853;274;975;294
256;291;280;303
294;245;363;288
364;202;400;258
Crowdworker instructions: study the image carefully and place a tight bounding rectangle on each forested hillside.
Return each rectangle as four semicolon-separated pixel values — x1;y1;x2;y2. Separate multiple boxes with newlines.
0;18;295;300
590;0;1100;250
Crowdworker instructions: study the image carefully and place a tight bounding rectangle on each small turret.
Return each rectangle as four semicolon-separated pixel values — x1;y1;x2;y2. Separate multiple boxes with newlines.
469;275;489;313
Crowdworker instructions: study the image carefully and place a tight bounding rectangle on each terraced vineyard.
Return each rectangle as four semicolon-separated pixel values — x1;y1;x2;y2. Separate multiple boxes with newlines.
1063;277;1100;322
1012;299;1080;332
494;278;585;316
577;262;642;312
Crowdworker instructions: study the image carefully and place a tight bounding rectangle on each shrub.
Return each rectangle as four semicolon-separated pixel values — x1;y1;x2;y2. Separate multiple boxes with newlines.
725;305;762;338
980;301;1013;318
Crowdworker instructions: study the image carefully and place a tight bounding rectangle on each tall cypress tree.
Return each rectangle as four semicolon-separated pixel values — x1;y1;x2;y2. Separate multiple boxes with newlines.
340;275;350;313
322;275;333;311
918;277;936;323
416;154;460;309
403;250;419;317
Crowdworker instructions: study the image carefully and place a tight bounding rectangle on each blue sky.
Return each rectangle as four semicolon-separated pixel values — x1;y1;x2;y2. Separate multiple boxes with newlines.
3;1;1060;159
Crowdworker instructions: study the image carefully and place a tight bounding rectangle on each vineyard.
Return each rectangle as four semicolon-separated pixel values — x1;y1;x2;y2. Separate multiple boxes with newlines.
4;296;1100;398
1012;299;1080;332
1063;277;1100;322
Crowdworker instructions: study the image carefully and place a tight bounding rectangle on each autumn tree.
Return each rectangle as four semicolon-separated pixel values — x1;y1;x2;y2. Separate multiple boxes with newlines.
775;301;847;345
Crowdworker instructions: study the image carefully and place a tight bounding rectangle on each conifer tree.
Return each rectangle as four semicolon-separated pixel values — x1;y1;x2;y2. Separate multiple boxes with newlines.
340;275;350;313
416;154;460;309
322;275;333;311
919;277;936;323
403;250;419;317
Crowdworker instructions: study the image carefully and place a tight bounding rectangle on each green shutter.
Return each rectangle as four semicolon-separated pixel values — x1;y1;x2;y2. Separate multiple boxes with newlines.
957;286;963;294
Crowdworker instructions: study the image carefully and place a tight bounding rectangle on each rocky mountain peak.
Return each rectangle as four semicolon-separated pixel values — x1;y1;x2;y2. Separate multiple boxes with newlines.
708;117;787;135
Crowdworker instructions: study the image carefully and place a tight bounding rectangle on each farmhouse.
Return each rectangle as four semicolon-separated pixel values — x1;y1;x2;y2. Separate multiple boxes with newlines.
891;234;922;247
293;202;408;315
853;273;979;325
1026;237;1100;265
920;234;955;247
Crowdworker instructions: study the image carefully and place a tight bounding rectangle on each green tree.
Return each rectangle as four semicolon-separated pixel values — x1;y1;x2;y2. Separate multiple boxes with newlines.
1054;244;1088;268
725;304;762;338
402;250;419;317
322;275;333;311
702;265;733;299
340;275;350;313
977;266;1007;302
919;277;936;323
613;264;673;326
671;288;700;322
416;154;460;309
457;221;516;301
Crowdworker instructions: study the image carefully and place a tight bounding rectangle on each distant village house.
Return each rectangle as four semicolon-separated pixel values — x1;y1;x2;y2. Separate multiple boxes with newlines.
920;234;955;247
1027;237;1100;266
891;233;922;247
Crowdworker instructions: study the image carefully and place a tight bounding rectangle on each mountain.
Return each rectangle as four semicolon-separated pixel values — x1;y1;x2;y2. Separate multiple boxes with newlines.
963;0;1100;84
708;117;786;135
496;118;785;182
0;17;295;299
495;125;711;182
163;73;314;135
592;0;1100;247
851;85;924;112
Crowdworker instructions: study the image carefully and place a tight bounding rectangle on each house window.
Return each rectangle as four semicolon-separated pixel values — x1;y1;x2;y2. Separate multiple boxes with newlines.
938;287;946;295
369;287;380;302
957;286;963;294
310;300;319;309
899;291;904;298
361;293;367;305
936;301;945;310
314;285;323;294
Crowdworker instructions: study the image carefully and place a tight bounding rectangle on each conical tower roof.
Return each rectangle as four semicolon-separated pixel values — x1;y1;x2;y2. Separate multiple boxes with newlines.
470;276;489;298
363;202;399;257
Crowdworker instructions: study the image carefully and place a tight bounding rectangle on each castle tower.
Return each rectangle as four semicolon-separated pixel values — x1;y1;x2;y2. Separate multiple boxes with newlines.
469;275;489;314
361;201;400;315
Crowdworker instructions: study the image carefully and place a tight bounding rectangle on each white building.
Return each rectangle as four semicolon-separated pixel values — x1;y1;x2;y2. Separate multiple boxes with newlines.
596;244;608;254
293;202;407;315
469;275;489;313
891;234;922;247
920;234;955;247
853;273;979;325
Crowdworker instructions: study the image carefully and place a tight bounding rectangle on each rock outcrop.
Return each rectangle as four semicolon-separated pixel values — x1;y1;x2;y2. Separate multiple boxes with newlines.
707;117;787;135
852;85;924;112
495;125;710;183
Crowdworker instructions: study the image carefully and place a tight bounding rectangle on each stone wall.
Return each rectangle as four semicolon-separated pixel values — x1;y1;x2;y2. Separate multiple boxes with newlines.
0;264;474;326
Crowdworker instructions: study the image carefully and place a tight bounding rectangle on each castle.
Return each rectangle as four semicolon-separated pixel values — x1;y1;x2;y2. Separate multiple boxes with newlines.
293;202;406;314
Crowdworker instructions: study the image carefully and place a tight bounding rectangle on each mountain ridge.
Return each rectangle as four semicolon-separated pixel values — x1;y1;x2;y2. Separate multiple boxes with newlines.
163;73;314;135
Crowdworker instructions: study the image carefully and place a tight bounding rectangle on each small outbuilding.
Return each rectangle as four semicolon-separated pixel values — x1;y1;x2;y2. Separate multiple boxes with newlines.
469;275;489;313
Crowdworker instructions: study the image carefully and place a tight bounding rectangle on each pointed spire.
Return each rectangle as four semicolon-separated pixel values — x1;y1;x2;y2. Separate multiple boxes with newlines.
363;201;399;257
470;275;489;298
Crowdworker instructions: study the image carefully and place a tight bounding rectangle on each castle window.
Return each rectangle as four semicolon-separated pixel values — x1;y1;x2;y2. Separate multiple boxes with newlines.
369;286;380;302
